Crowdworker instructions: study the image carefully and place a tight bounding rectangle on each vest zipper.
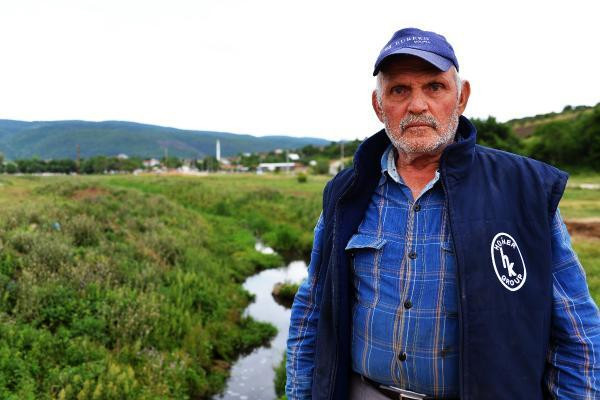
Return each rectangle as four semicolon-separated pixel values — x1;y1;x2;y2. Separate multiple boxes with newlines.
440;161;466;400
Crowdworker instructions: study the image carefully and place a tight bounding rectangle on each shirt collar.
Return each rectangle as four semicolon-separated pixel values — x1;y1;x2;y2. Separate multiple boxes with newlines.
379;144;401;185
379;144;441;199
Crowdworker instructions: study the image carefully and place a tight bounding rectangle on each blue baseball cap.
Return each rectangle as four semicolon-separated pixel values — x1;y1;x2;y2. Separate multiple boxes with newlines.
373;28;459;76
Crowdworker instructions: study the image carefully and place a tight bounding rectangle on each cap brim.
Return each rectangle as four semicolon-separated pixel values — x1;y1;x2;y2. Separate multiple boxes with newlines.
373;48;453;76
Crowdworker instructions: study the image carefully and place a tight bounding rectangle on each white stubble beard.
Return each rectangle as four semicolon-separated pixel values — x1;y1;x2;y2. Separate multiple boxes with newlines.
383;105;461;156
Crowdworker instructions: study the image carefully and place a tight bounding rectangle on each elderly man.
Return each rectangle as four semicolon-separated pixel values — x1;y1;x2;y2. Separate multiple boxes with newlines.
286;28;600;400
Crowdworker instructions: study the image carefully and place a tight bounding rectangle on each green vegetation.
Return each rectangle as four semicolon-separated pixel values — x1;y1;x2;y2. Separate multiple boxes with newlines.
471;117;522;153
274;354;287;400
296;173;307;183
0;174;325;399
524;107;600;171
106;175;327;260
272;282;301;308
574;239;600;302
507;103;598;137
470;105;600;173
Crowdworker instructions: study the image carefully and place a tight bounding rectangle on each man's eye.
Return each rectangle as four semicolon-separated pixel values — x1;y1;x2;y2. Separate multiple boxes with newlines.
429;83;444;91
391;86;408;95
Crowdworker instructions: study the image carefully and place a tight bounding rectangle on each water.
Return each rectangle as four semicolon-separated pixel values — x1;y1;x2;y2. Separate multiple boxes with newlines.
215;243;308;400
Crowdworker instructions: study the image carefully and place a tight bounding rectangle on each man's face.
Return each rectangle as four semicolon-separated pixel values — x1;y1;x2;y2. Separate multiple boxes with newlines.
372;56;469;156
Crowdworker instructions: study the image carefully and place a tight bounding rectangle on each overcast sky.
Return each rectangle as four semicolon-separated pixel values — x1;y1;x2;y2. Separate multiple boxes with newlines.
1;0;598;141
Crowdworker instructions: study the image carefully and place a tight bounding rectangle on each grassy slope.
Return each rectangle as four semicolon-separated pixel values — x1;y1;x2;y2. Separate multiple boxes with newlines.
507;105;599;137
104;174;327;260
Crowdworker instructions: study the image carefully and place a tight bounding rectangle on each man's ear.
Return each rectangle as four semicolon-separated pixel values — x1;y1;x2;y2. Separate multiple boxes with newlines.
372;90;384;123
457;80;471;115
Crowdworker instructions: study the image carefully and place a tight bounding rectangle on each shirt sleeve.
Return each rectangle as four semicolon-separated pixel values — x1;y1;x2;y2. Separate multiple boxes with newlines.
545;208;600;399
286;212;325;400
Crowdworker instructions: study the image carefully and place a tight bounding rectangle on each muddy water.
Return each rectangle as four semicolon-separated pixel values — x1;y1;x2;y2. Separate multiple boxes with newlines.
215;242;308;400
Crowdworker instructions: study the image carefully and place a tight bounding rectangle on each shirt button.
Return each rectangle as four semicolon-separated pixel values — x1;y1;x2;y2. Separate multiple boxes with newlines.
408;251;417;259
398;352;407;361
404;300;412;309
413;204;421;212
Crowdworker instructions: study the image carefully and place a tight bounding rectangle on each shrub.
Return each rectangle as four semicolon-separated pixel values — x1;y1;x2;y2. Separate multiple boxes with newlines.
68;214;100;246
296;173;307;183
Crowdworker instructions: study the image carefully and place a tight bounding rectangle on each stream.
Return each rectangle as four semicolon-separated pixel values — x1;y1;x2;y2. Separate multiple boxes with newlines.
215;242;308;400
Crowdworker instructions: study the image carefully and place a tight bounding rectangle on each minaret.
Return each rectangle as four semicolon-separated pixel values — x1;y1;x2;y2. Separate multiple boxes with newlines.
216;140;221;161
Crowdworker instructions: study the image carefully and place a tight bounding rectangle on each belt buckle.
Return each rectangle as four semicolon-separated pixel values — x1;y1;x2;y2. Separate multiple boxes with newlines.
379;384;427;400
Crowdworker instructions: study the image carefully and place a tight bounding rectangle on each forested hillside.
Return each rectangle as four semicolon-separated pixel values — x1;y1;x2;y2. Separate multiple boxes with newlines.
0;120;329;160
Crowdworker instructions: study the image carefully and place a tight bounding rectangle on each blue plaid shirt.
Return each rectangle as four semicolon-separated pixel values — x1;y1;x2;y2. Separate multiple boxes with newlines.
286;145;600;399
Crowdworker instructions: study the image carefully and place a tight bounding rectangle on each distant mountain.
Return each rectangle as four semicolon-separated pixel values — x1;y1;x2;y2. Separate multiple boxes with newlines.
0;120;331;160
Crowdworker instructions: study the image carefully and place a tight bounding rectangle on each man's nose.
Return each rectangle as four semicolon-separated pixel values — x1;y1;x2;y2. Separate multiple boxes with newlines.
406;91;428;114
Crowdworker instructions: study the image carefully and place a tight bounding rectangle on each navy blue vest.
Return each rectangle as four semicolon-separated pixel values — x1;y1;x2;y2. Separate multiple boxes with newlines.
312;116;568;399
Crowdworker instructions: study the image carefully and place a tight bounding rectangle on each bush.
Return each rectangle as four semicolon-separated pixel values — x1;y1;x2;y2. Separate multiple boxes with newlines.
68;214;100;246
296;173;307;183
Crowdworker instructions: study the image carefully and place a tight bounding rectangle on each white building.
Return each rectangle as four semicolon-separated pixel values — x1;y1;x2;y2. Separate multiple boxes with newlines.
143;158;161;168
256;162;295;173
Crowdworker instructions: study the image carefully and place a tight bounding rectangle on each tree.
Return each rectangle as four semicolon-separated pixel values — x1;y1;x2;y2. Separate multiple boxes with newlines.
162;156;182;169
5;163;17;174
311;159;329;175
575;107;600;170
526;121;577;166
471;117;522;154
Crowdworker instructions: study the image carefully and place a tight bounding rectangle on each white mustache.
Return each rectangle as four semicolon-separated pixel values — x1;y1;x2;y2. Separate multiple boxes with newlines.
399;114;439;131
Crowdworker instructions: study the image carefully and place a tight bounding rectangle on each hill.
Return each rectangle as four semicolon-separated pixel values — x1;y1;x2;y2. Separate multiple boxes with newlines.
506;103;600;137
0;119;330;160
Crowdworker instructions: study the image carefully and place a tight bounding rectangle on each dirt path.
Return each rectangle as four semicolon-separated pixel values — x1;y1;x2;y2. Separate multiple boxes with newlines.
565;219;600;239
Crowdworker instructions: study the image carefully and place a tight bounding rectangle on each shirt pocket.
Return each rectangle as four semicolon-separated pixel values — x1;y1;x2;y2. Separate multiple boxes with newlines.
345;233;387;266
345;233;388;307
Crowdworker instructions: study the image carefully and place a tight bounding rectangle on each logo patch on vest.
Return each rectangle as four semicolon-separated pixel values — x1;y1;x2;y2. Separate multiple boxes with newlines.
490;232;526;291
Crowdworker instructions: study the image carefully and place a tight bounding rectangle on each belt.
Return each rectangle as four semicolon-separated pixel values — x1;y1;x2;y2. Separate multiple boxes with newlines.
360;375;459;400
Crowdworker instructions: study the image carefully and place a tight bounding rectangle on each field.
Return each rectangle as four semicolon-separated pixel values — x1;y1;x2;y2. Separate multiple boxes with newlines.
0;174;325;399
0;172;598;399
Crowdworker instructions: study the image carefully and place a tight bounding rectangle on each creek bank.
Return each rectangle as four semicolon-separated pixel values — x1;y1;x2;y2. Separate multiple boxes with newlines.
214;242;307;400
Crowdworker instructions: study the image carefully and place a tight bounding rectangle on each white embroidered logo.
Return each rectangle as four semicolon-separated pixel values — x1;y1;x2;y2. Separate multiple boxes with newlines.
490;232;526;291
